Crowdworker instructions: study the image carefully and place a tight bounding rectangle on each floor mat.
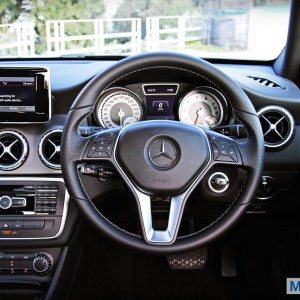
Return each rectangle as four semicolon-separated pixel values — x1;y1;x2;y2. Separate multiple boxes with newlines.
68;215;291;300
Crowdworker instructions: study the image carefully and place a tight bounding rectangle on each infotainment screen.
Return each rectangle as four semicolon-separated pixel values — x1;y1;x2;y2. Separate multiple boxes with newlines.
0;67;51;123
0;77;36;113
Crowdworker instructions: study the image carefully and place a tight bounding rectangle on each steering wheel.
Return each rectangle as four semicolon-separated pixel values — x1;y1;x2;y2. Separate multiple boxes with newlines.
61;52;264;254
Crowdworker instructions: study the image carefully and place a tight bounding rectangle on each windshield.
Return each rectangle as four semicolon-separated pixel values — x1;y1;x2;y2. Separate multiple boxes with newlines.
0;0;290;60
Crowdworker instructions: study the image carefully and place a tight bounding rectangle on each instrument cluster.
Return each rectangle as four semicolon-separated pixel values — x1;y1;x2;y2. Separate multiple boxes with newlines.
94;83;228;129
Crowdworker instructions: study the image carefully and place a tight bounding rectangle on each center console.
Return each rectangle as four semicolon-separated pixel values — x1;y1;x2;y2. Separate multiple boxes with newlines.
0;178;69;298
0;178;69;240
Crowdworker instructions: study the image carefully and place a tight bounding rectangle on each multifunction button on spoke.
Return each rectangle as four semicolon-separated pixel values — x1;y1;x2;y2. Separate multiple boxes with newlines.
86;132;117;159
207;133;240;164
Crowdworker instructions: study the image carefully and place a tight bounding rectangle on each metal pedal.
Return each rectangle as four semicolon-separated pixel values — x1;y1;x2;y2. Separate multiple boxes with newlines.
167;247;207;270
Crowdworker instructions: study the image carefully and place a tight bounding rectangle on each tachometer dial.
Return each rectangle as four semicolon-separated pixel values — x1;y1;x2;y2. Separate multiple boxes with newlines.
178;87;225;128
95;88;144;128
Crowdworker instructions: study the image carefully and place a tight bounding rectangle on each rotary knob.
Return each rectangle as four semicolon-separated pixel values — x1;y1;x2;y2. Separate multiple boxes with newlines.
32;252;53;274
0;195;12;210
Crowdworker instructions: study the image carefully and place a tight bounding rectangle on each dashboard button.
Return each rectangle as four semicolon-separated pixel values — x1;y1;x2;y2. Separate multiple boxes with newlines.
0;253;5;269
20;254;33;270
0;196;12;210
34;220;45;229
13;220;24;230
5;254;20;269
24;221;35;229
12;197;27;207
24;185;35;190
0;221;13;229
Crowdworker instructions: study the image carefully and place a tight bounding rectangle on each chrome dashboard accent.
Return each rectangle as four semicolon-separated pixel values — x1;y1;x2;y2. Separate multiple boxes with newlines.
0;130;28;171
257;105;295;149
38;129;62;170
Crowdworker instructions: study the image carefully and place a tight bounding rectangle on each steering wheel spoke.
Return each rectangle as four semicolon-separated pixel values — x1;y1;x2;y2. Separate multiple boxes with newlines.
133;190;187;244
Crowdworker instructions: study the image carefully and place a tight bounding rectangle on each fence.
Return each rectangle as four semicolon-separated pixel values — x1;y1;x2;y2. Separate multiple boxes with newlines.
146;16;203;51
0;22;35;57
0;14;249;57
45;18;141;56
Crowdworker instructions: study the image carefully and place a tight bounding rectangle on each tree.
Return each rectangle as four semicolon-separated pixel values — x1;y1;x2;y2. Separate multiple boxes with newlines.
31;0;106;54
115;0;199;19
0;0;20;23
114;0;201;39
16;0;33;22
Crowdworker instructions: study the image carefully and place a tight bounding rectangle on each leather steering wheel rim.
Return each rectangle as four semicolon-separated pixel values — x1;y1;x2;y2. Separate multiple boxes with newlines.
61;52;264;254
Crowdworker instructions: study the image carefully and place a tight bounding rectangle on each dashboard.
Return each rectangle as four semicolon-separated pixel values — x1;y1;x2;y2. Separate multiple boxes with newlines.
0;60;299;173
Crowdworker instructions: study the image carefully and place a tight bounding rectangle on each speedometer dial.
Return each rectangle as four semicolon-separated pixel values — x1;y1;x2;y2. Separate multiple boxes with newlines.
178;87;225;128
95;88;144;128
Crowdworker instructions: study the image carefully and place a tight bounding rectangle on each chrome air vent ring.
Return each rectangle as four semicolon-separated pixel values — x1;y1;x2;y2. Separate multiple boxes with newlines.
0;130;28;171
257;105;294;149
38;129;62;170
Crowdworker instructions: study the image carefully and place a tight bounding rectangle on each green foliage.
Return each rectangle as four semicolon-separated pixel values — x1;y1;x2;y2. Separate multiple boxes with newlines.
115;0;200;18
0;0;19;23
114;0;201;39
31;0;105;54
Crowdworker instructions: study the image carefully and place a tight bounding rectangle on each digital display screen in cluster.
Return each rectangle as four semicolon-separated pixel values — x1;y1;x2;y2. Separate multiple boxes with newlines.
146;95;176;119
144;84;178;120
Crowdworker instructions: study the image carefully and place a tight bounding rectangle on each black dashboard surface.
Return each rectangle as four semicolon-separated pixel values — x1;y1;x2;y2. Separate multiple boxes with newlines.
0;58;299;176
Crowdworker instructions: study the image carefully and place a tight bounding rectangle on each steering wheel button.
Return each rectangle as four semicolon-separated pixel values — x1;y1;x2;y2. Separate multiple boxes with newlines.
228;146;237;162
98;138;113;146
208;134;220;142
219;143;230;155
98;151;109;158
220;149;229;156
97;146;106;151
212;143;220;159
216;155;234;162
106;146;113;155
88;142;97;156
105;132;117;138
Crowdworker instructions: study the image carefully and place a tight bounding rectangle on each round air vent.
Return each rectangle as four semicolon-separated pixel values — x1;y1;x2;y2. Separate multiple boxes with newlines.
0;131;28;171
257;106;294;149
38;129;62;170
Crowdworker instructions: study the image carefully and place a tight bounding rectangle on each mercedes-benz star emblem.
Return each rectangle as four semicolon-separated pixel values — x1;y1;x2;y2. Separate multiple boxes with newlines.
148;139;177;168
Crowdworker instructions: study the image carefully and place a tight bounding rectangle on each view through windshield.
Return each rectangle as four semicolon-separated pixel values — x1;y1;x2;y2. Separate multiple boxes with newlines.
0;0;290;60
